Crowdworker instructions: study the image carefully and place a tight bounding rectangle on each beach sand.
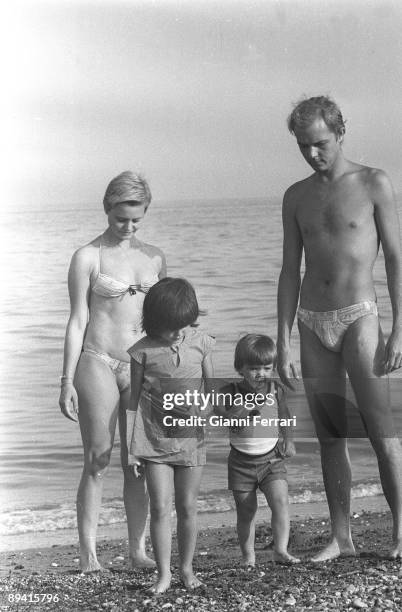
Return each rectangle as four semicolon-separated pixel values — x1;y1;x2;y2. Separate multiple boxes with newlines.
1;495;401;611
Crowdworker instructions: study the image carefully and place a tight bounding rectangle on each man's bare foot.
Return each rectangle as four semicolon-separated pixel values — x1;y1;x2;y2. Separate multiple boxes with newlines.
147;573;172;595
129;554;156;569
311;538;356;563
274;551;300;565
387;538;402;559
180;570;204;590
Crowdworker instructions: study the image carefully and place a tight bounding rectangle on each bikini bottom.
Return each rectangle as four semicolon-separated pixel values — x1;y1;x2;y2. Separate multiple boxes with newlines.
82;348;130;392
297;300;378;352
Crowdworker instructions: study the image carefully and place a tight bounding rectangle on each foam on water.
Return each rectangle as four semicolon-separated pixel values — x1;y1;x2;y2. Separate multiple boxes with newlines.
0;483;383;536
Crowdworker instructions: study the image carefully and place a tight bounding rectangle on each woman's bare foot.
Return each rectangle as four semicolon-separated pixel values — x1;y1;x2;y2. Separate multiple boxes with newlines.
129;553;156;569
147;572;172;595
387;537;402;559
180;570;203;590
311;538;356;563
274;551;300;565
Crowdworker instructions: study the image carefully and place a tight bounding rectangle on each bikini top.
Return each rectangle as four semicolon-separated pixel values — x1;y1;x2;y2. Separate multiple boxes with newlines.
91;240;159;298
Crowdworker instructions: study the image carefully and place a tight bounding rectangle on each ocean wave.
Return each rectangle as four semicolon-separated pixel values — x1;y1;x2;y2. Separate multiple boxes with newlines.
0;482;383;536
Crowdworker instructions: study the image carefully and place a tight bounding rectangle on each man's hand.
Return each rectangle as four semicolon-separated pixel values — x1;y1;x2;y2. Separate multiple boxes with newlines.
383;328;402;373
279;438;296;458
277;347;299;390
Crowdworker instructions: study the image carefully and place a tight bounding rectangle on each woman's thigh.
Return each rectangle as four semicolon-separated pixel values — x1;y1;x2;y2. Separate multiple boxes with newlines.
75;352;120;452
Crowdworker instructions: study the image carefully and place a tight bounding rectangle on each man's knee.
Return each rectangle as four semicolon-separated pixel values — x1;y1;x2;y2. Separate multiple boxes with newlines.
371;436;402;458
318;437;348;452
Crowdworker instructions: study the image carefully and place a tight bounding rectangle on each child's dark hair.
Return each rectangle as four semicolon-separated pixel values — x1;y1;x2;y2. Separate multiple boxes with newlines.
234;334;277;372
142;277;200;338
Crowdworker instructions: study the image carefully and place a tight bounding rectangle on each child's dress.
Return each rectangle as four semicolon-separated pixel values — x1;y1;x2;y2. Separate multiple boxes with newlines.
127;328;215;466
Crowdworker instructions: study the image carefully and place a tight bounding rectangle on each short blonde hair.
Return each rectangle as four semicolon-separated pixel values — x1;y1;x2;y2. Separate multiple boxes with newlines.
103;171;152;213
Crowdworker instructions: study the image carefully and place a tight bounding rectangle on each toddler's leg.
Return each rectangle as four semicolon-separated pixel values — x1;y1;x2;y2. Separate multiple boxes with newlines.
232;490;258;566
262;478;300;564
174;465;204;589
145;463;174;593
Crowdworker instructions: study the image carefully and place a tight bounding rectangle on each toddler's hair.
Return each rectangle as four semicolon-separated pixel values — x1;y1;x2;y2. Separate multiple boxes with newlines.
234;334;277;372
103;171;152;213
142;277;200;338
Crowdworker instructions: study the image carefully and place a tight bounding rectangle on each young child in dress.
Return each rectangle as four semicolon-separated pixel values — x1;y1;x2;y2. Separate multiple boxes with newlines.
127;277;215;594
216;334;299;566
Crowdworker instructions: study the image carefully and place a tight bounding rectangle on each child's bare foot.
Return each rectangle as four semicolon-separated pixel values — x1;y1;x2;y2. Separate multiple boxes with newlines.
274;551;300;565
180;570;203;590
241;556;255;568
129;553;156;569
147;573;172;595
79;555;105;573
311;538;356;563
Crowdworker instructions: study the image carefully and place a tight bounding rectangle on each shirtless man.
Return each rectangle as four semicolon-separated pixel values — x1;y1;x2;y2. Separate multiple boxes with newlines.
277;96;402;560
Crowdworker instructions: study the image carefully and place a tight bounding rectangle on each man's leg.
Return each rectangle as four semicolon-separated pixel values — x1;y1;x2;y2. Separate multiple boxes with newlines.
342;314;402;558
299;320;356;561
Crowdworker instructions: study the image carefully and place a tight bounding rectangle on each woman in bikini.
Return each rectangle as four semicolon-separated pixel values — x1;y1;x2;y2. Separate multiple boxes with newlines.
59;171;166;572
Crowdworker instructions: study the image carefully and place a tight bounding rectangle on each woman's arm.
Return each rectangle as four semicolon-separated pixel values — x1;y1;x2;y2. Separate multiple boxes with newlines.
59;248;91;421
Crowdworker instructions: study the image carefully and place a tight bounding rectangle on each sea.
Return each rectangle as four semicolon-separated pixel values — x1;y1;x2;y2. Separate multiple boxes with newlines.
1;196;401;540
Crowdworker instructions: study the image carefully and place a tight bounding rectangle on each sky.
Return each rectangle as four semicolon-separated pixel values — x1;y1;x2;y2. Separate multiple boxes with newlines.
5;0;402;207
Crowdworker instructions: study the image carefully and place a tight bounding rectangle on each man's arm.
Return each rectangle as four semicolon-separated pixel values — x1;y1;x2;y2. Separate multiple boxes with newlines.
277;187;303;388
372;169;402;372
276;383;296;458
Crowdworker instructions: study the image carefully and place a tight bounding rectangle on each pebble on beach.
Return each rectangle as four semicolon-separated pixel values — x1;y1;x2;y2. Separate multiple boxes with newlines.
1;511;401;611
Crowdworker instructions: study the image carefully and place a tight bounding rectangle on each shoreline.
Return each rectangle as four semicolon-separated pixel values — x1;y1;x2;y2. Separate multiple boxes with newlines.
0;492;389;554
1;494;401;611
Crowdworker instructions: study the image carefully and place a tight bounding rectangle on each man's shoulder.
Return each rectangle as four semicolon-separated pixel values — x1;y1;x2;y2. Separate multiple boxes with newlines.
283;178;314;215
347;162;390;186
348;164;393;202
284;176;314;201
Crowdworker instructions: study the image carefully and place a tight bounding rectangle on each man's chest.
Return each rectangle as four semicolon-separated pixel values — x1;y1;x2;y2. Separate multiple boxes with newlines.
296;187;375;239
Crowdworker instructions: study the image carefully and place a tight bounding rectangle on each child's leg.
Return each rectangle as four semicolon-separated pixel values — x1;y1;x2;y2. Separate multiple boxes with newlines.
174;465;204;588
262;478;300;564
145;462;174;593
232;490;258;566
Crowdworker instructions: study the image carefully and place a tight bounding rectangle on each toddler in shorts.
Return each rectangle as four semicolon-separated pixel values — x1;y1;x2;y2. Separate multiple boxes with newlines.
216;334;299;565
